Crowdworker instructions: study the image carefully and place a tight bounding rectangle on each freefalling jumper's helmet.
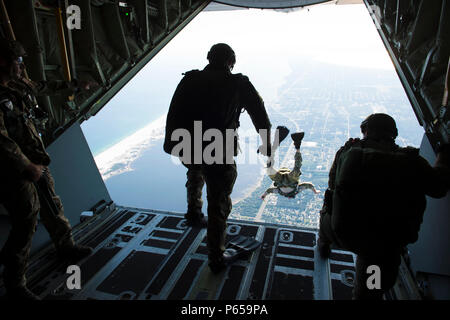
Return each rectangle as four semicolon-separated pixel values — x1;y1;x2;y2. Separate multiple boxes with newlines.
360;113;398;140
207;43;236;69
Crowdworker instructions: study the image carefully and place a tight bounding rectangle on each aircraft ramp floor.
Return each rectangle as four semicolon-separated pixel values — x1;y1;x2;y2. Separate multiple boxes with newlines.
4;207;358;300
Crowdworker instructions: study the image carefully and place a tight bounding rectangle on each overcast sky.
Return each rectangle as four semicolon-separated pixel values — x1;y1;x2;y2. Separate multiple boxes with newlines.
158;4;393;100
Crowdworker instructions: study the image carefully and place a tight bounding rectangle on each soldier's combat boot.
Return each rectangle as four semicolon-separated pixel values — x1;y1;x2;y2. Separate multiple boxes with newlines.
186;217;207;228
291;132;305;150
208;252;234;274
57;244;93;263
185;211;207;229
3;268;40;300
6;285;40;300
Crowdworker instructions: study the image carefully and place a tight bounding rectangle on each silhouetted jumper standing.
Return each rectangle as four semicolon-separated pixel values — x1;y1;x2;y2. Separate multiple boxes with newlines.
164;43;272;273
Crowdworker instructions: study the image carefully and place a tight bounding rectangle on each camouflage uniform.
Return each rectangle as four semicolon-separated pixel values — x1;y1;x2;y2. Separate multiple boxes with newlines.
0;79;76;289
319;137;450;299
184;163;237;260
264;151;316;198
164;64;271;264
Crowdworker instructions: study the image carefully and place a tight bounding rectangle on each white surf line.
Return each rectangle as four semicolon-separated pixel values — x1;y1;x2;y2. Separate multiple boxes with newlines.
94;115;166;180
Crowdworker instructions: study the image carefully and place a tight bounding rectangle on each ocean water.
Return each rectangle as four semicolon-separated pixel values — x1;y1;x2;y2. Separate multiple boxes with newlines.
101;136;266;214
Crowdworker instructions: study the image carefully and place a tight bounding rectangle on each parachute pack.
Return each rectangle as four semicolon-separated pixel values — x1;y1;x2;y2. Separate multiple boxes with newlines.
330;141;425;256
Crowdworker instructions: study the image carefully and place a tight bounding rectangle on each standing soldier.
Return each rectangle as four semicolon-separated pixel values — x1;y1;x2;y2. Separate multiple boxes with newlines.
164;43;272;273
0;40;93;300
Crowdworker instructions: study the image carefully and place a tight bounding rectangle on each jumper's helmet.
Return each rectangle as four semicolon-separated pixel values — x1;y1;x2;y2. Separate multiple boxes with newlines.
0;39;26;63
207;43;236;69
360;113;398;140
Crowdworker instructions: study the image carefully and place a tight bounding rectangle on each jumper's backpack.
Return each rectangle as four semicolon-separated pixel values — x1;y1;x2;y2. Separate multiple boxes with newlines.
331;141;425;256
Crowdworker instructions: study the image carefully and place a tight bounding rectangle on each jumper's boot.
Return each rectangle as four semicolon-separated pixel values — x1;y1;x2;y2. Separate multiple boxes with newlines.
208;236;261;274
5;285;40;300
208;252;235;274
185;211;208;229
275;126;290;146
291;132;305;150
3;268;40;300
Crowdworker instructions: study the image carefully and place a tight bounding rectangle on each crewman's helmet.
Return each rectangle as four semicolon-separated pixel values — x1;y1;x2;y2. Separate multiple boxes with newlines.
360;113;398;140
0;39;26;64
207;43;236;70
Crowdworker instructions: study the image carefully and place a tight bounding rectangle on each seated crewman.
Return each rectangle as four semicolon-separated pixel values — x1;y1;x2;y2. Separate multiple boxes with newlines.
261;132;319;199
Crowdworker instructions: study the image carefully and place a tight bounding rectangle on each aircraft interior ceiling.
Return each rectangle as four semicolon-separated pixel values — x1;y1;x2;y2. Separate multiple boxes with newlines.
1;0;448;149
213;0;333;8
2;0;210;146
364;0;449;150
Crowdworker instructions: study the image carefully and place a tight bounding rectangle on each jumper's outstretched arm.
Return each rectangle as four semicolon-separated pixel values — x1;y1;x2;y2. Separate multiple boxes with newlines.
261;187;279;199
297;182;320;194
